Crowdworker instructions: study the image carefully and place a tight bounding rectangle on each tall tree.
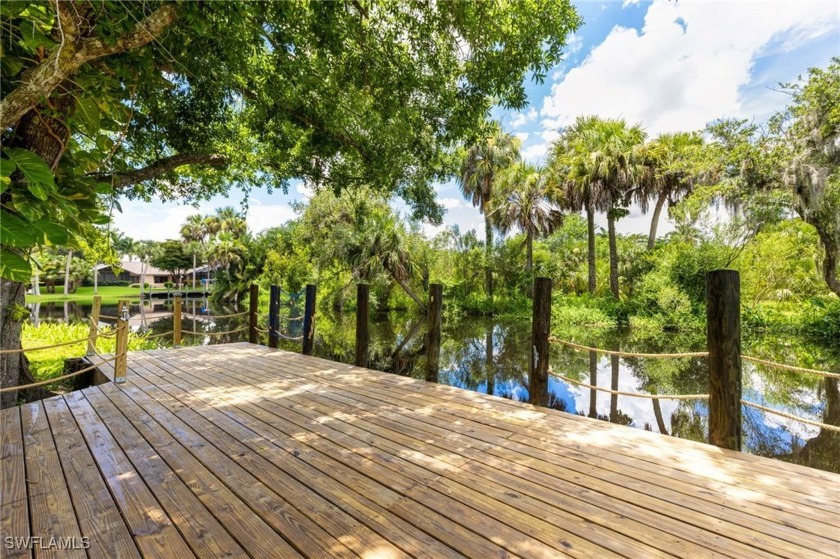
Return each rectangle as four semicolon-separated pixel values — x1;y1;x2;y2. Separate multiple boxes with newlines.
491;163;564;274
180;214;206;288
638;132;707;249
553;116;647;299
458;126;521;299
150;240;191;289
0;0;580;401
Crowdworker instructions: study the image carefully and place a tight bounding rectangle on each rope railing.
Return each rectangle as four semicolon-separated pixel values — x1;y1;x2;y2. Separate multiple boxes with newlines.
0;355;118;393
741;355;840;380
201;310;250;319
142;330;176;340
550;336;839;379
0;337;94;355
549;369;710;400
741;400;840;433
181;325;249;336
549;337;709;358
551;369;839;432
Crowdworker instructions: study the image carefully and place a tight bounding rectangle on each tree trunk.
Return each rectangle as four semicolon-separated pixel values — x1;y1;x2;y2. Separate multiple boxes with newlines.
485;328;494;396
652;396;669;435
393;275;427;311
647;194;667;250
607;212;619;299
609;345;619;423
815;226;840;297
64;250;73;295
588;350;598;419
484;210;494;300
526;231;533;273
31;272;40;296
94;264;99;294
192;252;197;290
586;204;596;294
0;278;27;407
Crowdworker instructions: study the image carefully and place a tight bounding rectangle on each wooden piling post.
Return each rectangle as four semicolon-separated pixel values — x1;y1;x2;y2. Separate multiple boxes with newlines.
425;284;443;383
173;296;182;347
530;277;551;407
114;300;129;383
249;283;259;345
355;284;369;367
268;285;280;349
302;284;316;355
87;295;101;355
706;270;742;450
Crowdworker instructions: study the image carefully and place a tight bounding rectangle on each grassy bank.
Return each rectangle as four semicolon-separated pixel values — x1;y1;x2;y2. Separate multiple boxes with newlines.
22;322;158;383
26;285;165;304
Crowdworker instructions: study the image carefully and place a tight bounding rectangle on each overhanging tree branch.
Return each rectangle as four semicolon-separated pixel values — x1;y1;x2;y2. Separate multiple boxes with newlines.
0;4;178;130
90;153;229;188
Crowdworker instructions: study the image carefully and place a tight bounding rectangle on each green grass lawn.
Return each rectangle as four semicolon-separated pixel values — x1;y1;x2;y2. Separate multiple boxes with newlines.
25;286;163;304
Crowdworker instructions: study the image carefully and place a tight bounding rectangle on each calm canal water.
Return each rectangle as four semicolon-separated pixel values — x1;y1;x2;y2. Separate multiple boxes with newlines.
30;299;840;473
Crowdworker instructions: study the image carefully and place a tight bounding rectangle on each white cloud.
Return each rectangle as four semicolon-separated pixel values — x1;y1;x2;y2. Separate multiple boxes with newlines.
515;132;530;143
521;143;550;163
439;197;464;210
509;107;538;129
246;201;297;235
296;183;315;199
565;33;584;56
622;0;642;8
541;1;838;135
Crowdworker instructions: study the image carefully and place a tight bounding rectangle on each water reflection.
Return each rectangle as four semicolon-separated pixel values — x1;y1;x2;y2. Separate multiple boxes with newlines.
27;302;839;473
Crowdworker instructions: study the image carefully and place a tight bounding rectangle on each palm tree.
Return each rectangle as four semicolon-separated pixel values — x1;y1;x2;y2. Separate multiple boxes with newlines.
133;240;156;298
551;116;606;294
491;163;565;274
347;216;426;310
458;125;521;299
552;116;647;299
180;214;206;289
636;132;706;249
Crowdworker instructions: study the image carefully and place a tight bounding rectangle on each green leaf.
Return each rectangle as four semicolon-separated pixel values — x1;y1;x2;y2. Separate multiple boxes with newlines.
0;158;14;178
0;211;34;248
0;250;32;282
76;97;101;136
10;193;45;221
30;220;69;246
2;148;55;199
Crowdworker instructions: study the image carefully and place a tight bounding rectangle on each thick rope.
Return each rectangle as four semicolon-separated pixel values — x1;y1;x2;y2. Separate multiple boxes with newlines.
253;325;269;334
549;369;710;400
742;400;840;433
0;355;118;393
210;310;250;319
142;330;175;340
0;337;93;354
278;314;304;322
549;337;708;358
741;355;840;379
181;326;249;336
97;314;119;319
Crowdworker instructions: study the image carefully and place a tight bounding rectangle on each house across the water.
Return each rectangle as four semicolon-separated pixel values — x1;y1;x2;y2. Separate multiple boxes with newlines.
95;261;212;288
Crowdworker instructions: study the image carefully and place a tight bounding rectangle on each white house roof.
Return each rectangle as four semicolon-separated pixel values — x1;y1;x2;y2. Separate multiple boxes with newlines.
94;261;211;275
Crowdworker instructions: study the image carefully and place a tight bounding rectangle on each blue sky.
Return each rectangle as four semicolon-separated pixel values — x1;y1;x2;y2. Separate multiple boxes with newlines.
115;0;840;242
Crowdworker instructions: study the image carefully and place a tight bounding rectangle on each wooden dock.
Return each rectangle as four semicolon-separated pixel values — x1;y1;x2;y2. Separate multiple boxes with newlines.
1;343;838;558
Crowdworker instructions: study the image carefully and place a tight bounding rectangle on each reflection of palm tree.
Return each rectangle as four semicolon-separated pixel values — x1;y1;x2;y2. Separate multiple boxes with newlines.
458;126;521;299
651;394;669;435
486;327;495;396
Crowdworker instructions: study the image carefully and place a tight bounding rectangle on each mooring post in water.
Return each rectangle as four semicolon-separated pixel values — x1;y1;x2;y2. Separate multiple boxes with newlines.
268;285;280;349
87;295;101;355
355;284;369;367
248;283;259;345
302;284;316;355
530;277;551;407
706;269;742;451
425;284;443;383
173;296;182;347
114;300;129;383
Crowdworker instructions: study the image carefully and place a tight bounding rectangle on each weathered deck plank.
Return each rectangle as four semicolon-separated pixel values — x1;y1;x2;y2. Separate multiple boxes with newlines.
1;407;30;559
2;343;838;559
